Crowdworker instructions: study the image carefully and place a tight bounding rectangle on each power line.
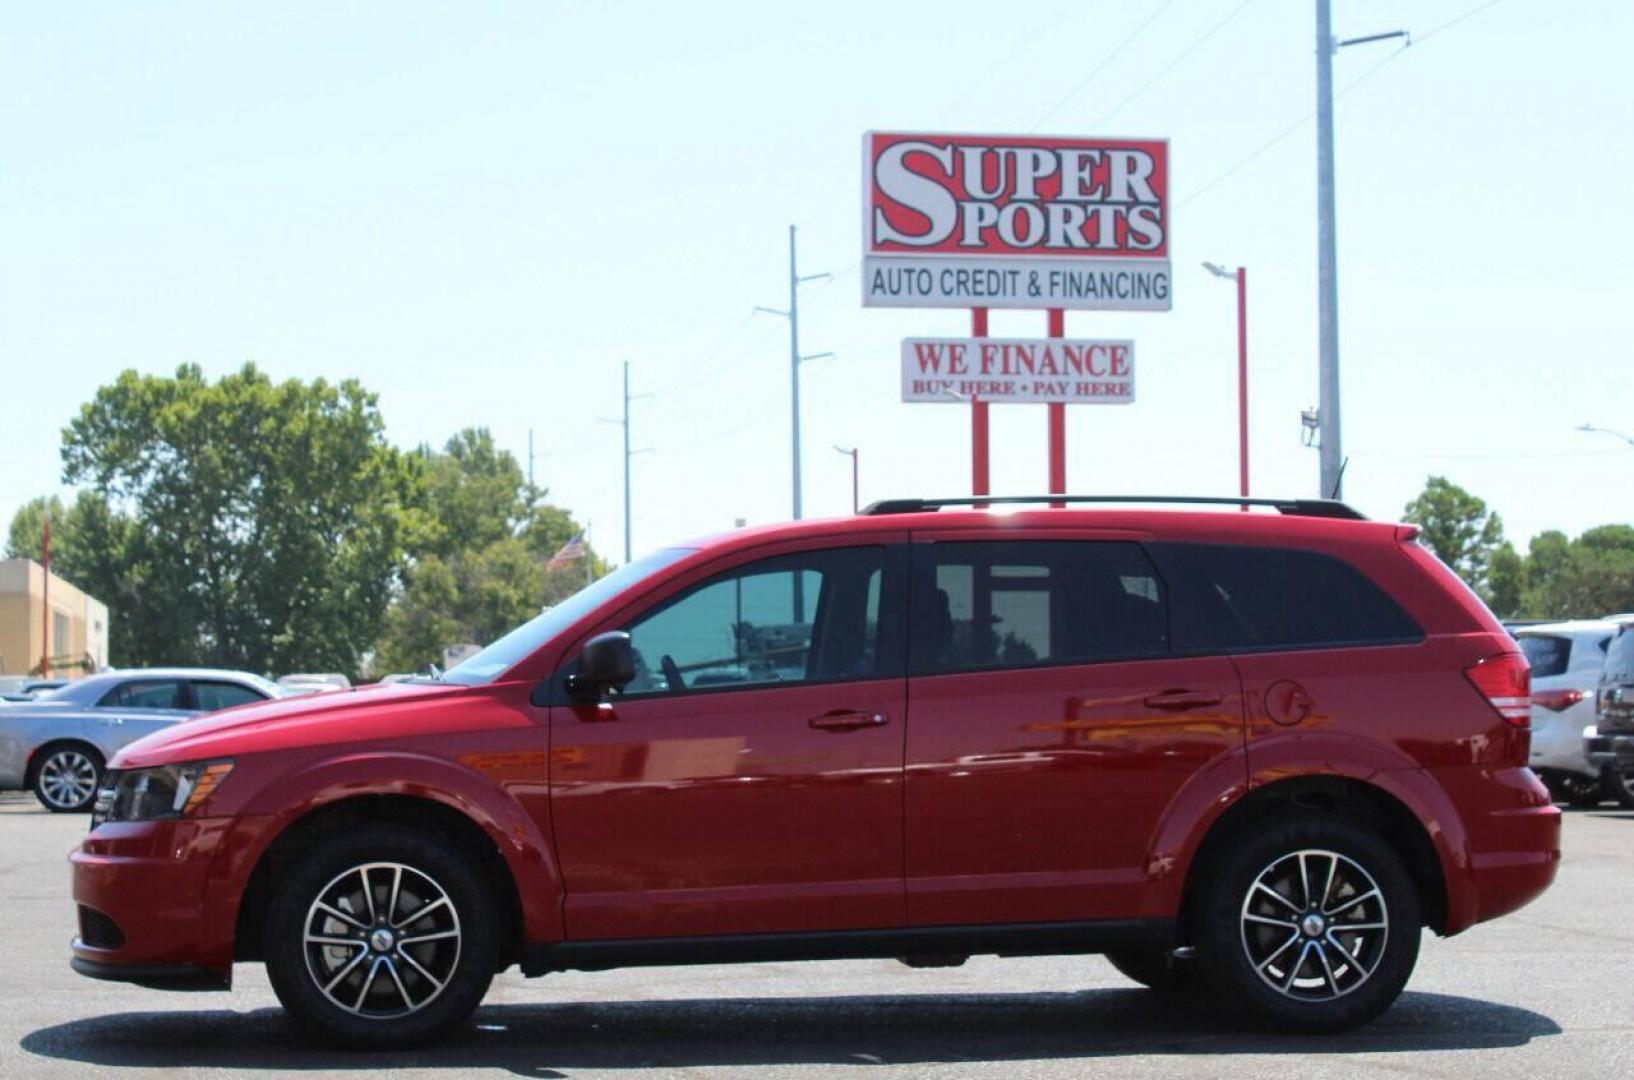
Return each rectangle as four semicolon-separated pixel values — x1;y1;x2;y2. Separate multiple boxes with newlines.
1175;0;1504;211
1031;0;1174;131
1090;0;1257;129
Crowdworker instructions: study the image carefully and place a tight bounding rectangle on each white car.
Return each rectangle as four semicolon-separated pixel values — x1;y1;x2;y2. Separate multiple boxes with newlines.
1514;620;1622;805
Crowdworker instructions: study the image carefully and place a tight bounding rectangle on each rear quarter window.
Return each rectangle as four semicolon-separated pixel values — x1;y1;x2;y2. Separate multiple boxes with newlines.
1516;635;1571;678
1148;543;1423;654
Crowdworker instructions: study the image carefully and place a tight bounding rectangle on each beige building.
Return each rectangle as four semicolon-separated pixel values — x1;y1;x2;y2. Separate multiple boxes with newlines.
0;559;109;676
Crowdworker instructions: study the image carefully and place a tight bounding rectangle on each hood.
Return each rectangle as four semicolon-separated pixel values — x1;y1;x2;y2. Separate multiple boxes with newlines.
114;679;473;768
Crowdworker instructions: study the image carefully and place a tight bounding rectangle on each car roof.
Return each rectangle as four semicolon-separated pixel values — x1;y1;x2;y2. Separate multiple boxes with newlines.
682;506;1403;556
1513;620;1625;636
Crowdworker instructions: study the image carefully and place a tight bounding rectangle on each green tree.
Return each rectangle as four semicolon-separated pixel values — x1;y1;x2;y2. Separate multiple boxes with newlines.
370;429;604;675
1403;476;1507;602
61;363;417;675
6;492;142;664
1523;526;1634;618
1486;542;1525;619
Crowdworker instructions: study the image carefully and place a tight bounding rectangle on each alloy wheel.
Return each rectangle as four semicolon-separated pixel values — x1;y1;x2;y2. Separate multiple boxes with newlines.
1239;848;1389;1001
38;750;98;810
303;862;462;1020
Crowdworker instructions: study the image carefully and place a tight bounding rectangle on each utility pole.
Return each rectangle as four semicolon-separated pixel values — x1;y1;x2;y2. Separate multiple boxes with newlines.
1316;1;1408;499
755;225;832;521
39;510;51;678
834;445;859;514
602;361;652;564
1315;0;1340;500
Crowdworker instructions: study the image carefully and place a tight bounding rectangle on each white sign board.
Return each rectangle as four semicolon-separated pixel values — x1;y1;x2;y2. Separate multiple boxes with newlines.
864;132;1172;311
901;337;1134;404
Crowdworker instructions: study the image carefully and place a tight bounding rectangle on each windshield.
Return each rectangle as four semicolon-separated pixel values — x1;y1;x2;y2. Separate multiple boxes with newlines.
441;547;695;685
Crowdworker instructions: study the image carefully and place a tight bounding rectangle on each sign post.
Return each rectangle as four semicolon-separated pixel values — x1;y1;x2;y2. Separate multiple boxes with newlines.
864;131;1170;496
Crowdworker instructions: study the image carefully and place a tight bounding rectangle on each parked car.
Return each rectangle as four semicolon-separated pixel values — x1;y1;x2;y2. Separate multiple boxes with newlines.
1586;620;1634;805
0;668;282;811
276;673;352;695
69;497;1559;1048
1512;620;1622;805
0;676;68;702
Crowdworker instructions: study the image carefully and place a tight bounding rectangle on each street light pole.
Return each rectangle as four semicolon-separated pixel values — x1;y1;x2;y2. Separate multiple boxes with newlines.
833;445;859;513
1316;0;1341;499
1204;262;1250;507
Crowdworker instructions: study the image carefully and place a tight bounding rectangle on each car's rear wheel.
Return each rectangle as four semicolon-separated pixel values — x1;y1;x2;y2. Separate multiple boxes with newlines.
31;744;104;812
1603;767;1634;809
1192;817;1421;1033
1547;772;1605;808
263;824;500;1048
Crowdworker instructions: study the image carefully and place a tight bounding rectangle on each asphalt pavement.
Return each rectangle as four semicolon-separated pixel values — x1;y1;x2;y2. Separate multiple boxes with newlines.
2;791;1629;1078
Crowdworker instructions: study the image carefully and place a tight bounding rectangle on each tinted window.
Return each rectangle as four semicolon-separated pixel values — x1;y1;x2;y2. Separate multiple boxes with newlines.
98;680;187;710
620;547;886;696
1516;635;1572;678
1149;544;1422;653
192;681;267;711
912;541;1168;674
1607;627;1634;683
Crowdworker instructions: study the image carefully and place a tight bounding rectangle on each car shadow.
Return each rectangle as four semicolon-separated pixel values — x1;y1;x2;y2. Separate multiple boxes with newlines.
20;988;1559;1074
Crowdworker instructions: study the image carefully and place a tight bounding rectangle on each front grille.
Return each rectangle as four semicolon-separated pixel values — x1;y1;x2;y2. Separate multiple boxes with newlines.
78;905;125;950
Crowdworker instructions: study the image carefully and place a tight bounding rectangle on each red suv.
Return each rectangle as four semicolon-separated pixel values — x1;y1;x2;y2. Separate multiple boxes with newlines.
70;497;1560;1047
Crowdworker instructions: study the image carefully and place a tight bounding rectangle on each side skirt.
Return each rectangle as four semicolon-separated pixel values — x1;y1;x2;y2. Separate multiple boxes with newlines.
522;918;1176;977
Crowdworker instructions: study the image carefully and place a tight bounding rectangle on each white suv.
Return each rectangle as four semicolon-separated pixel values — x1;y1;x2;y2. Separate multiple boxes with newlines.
1515;620;1626;806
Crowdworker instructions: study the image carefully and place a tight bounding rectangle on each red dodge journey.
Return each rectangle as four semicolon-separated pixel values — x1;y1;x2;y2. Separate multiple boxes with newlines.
69;496;1560;1047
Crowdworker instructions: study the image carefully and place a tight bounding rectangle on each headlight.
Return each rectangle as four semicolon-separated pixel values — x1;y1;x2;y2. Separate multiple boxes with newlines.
93;761;234;826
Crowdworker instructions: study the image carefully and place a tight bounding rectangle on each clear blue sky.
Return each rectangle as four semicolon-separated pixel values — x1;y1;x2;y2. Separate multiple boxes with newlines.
2;1;1629;561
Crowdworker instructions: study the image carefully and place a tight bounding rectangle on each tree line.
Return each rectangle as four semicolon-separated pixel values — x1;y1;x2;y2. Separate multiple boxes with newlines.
1403;475;1634;619
4;364;602;678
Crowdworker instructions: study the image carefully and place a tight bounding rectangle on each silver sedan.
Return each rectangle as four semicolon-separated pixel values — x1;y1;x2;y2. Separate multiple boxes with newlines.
0;668;283;812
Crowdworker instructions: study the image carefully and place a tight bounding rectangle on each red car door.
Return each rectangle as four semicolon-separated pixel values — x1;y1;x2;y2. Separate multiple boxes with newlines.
904;534;1245;926
550;537;908;941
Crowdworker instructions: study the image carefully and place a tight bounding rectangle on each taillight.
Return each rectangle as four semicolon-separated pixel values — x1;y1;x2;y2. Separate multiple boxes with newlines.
1465;653;1531;726
1532;688;1586;713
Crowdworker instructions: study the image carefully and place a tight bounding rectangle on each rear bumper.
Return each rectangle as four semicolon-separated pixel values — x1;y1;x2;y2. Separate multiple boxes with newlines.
1433;766;1561;933
1585;728;1634;770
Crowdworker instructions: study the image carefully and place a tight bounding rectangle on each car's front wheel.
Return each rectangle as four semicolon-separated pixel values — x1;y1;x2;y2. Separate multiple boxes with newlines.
1603;767;1634;809
1192;817;1422;1033
263;824;500;1048
31;743;104;812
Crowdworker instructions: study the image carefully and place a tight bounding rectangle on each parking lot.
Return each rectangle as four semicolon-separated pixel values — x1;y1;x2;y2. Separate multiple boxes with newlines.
1;793;1628;1079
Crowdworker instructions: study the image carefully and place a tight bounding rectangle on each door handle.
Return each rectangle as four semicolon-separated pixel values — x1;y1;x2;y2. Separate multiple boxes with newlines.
1142;690;1223;711
808;709;888;732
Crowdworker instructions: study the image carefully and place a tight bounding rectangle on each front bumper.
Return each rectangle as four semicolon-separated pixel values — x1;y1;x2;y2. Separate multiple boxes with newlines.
69;817;240;986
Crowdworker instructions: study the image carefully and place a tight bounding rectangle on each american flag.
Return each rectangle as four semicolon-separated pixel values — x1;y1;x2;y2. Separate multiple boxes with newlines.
546;529;587;571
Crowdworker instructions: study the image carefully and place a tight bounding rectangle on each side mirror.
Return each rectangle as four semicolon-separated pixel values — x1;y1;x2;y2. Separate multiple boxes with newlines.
567;631;636;699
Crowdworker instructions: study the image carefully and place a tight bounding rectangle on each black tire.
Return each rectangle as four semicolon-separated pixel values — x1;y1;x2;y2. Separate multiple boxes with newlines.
263;824;500;1049
1106;948;1203;993
1192;817;1421;1033
1603;767;1634;809
30;743;104;813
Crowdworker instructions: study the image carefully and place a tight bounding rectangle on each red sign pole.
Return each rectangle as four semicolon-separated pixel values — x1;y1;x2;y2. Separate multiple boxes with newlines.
971;307;990;497
1046;308;1066;505
1236;267;1250;508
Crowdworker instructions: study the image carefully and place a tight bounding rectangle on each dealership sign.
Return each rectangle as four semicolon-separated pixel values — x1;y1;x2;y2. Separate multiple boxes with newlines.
864;131;1171;311
901;337;1134;404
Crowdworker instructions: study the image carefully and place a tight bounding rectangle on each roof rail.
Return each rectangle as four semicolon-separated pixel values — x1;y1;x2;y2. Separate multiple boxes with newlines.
858;495;1367;520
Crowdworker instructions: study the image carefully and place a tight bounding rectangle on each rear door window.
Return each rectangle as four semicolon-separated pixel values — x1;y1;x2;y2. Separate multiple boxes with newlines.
1148;543;1422;654
191;680;269;711
911;540;1168;674
1516;635;1572;678
98;680;188;710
